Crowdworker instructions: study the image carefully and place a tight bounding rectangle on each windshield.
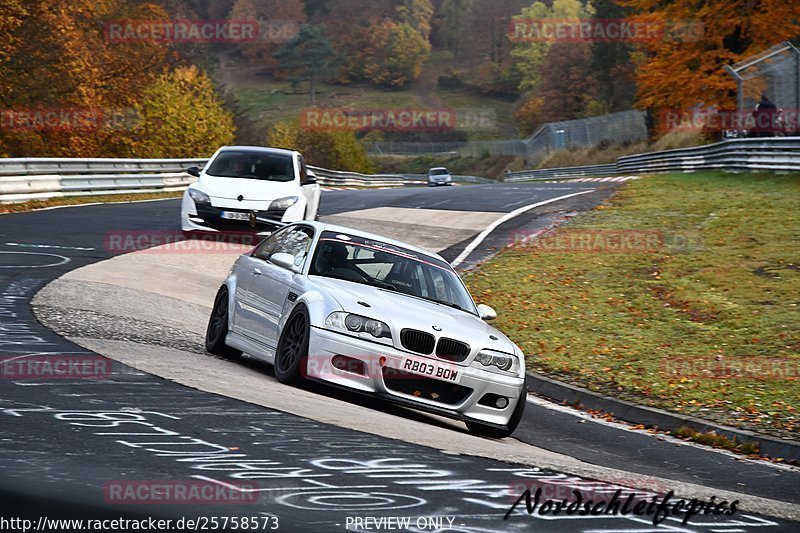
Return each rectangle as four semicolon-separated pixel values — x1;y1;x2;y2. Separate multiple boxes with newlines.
429;168;448;175
207;151;295;182
310;231;477;315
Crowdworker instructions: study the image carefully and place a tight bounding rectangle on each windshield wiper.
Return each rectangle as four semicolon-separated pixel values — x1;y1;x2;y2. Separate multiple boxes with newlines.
428;298;464;311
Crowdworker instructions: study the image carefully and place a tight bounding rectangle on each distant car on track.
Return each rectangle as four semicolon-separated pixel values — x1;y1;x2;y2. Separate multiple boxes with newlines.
205;221;527;438
427;167;452;186
181;146;321;235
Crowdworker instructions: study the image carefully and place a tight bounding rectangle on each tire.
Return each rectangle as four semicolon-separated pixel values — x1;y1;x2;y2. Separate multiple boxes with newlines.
274;305;310;385
205;286;242;359
465;388;527;439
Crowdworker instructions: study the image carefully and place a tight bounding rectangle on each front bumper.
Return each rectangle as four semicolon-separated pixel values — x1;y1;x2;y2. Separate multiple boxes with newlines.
182;205;286;235
306;327;525;427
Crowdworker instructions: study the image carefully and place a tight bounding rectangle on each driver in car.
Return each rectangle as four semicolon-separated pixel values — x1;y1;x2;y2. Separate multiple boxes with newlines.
317;241;350;275
228;157;249;177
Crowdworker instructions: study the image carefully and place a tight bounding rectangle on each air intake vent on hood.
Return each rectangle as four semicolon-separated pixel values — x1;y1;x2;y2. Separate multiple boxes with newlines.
400;329;435;355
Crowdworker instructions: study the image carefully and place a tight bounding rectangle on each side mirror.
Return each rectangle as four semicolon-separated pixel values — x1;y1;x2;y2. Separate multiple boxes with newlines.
302;171;317;186
187;166;200;177
269;252;297;271
477;303;497;321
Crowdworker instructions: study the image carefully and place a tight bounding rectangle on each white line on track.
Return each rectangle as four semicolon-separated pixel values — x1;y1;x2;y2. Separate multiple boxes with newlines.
4;242;95;251
450;190;595;267
0;251;71;268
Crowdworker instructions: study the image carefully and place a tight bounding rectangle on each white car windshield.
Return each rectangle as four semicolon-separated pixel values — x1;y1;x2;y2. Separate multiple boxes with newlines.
310;231;477;315
429;168;448;175
207;150;295;182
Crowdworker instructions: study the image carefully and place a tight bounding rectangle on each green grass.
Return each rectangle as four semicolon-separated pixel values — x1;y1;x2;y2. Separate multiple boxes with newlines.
373;153;519;179
0;191;183;213
464;171;800;438
228;76;515;141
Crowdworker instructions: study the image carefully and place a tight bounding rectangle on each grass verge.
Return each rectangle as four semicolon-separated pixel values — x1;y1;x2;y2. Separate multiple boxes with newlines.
464;171;800;439
0;191;184;214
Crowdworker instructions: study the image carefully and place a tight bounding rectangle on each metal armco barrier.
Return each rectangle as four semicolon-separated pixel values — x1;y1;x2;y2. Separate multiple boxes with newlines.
0;157;405;203
504;137;800;182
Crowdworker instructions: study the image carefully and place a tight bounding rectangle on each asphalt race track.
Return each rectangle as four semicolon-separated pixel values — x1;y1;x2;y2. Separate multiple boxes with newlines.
1;182;798;532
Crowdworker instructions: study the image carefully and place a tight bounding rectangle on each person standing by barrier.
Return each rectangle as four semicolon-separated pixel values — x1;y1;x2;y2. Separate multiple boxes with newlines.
751;93;780;137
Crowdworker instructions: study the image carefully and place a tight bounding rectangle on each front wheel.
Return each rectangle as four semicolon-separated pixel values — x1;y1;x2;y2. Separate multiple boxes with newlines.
274;306;310;385
465;389;527;439
205;286;242;359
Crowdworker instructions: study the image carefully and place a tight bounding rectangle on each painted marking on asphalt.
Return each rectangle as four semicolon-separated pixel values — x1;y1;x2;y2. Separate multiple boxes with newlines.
0;251;70;268
4;242;95;251
450;190;595;267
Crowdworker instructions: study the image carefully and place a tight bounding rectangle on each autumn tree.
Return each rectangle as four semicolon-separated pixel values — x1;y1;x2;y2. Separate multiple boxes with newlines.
123;65;235;158
310;0;433;86
0;0;174;156
266;120;374;173
590;0;635;112
537;41;598;123
227;0;305;69
363;20;432;87
272;24;338;103
511;0;594;92
455;0;528;94
618;0;800;112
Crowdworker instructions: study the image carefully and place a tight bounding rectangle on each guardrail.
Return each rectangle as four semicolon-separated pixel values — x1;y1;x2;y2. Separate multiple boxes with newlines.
0;157;405;203
504;137;800;182
401;174;493;184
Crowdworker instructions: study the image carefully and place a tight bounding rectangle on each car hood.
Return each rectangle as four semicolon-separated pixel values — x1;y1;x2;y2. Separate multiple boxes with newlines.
196;175;299;202
309;276;517;359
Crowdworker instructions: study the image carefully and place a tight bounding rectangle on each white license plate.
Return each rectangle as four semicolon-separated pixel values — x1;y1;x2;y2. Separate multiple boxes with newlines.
220;211;250;221
401;357;461;383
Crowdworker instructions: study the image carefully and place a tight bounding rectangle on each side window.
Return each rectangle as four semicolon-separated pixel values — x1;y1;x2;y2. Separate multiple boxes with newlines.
252;227;291;261
274;227;314;268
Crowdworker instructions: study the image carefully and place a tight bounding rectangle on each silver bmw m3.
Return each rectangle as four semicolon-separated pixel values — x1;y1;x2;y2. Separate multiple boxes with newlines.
205;221;527;438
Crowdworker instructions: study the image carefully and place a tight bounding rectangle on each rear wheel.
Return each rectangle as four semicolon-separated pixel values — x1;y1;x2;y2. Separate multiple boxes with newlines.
465;388;527;439
205;286;242;359
274;306;310;385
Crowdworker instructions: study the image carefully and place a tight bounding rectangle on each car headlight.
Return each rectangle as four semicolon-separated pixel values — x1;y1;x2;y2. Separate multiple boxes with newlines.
325;311;392;343
473;349;519;374
188;188;211;205
269;196;299;211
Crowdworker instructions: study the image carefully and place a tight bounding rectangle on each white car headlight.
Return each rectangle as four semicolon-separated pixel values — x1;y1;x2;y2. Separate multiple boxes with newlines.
473;349;519;375
325;311;392;343
269;196;299;211
188;188;211;205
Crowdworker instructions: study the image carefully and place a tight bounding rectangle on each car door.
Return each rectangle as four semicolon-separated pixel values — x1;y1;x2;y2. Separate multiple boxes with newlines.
238;226;314;351
233;226;291;342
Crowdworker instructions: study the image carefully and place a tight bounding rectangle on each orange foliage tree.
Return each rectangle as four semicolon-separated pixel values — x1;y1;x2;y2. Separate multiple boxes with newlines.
0;0;174;156
618;0;800;112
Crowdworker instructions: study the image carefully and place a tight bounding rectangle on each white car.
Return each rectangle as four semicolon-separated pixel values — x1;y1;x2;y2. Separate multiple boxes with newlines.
427;167;452;186
181;146;321;235
205;221;527;438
